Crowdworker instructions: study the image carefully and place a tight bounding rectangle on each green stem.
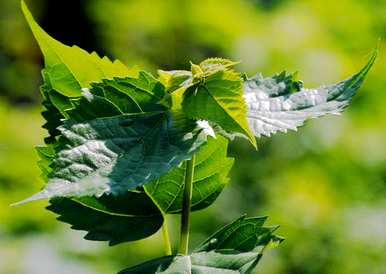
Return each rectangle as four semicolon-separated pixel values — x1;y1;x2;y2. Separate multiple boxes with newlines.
161;215;172;255
178;155;195;255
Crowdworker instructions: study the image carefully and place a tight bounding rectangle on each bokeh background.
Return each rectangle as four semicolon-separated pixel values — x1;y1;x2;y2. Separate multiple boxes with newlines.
1;0;385;273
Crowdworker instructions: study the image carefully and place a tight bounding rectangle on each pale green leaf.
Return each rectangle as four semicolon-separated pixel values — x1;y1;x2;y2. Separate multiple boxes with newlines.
244;52;376;137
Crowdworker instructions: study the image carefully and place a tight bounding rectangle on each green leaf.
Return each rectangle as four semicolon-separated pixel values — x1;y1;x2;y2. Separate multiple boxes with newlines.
36;71;169;182
182;67;256;147
21;0;135;97
14;111;210;205
65;91;122;122
244;51;376;137
145;135;234;214
40;71;74;143
118;256;190;274
36;126;164;246
35;145;55;181
118;215;283;274
47;190;163;246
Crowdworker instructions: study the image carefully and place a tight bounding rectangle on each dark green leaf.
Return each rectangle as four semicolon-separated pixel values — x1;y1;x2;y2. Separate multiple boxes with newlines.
40;71;73;143
36;120;165;246
89;72;166;114
118;256;190;274
118;251;261;274
65;91;122;122
196;215;280;252
47;190;163;246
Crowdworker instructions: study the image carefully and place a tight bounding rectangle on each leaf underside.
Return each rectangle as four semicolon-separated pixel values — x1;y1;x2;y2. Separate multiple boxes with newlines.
244;51;376;137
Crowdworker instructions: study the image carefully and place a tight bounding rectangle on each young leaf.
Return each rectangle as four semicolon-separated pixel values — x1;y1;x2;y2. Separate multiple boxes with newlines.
157;70;193;93
21;0;135;97
144;135;234;214
182;63;256;147
199;58;240;74
244;51;376;137
14;111;210;205
47;190;163;246
118;215;283;274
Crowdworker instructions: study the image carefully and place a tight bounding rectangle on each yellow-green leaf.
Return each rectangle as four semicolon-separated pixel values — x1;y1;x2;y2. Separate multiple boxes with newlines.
183;68;256;147
21;0;135;97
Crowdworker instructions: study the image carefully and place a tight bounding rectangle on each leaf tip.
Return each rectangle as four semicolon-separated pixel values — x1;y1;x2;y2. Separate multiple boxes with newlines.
11;191;49;207
357;45;378;78
248;134;258;149
21;0;33;24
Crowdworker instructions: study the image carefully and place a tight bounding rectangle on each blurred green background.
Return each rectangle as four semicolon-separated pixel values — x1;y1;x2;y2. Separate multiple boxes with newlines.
1;0;385;273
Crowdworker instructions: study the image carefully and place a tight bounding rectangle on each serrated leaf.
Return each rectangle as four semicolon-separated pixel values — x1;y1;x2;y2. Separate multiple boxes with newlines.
36;122;164;246
14;111;209;205
21;0;135;97
244;52;376;137
89;72;166;114
35;71;169;186
66;91;123;123
145;135;234;214
40;70;74;143
35;145;55;181
118;215;283;274
182;68;256;147
47;190;163;246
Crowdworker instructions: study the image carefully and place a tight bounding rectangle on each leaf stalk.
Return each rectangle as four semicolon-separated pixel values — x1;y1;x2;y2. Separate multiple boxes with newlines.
178;155;195;255
161;216;172;255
